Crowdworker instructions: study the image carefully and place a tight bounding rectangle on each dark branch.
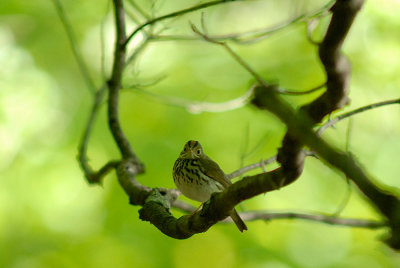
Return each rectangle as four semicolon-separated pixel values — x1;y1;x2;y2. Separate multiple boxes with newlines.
108;0;144;173
251;0;400;250
252;86;400;248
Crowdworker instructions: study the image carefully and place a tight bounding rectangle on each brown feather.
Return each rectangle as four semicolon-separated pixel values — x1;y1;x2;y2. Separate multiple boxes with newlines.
198;157;231;188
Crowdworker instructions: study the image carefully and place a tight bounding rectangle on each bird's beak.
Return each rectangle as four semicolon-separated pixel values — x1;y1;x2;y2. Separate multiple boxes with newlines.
189;148;196;158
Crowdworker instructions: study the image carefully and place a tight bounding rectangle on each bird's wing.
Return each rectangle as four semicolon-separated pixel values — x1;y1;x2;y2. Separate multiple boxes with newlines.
198;158;231;188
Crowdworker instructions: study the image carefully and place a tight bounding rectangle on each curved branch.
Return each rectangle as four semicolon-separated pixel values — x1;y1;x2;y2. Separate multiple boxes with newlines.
108;0;144;174
251;0;400;250
77;86;120;183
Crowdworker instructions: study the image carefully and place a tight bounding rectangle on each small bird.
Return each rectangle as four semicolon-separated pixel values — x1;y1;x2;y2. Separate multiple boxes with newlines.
173;140;247;232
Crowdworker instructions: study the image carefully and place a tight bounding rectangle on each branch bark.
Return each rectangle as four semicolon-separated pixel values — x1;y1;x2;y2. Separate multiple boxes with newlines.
108;0;144;172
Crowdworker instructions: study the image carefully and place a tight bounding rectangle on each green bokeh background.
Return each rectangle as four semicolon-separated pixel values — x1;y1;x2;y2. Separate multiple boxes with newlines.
1;0;400;267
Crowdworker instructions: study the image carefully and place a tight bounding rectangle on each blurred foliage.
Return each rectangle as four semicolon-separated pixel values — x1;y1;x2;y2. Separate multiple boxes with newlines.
1;0;400;267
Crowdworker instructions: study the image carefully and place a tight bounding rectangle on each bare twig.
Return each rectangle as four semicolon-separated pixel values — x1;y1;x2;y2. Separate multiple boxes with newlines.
227;156;277;179
126;36;152;65
78;86;120;183
51;0;96;94
279;83;326;95
171;199;385;229
227;150;315;179
124;0;237;47
237;211;386;229
214;0;334;44
133;0;334;45
317;98;400;136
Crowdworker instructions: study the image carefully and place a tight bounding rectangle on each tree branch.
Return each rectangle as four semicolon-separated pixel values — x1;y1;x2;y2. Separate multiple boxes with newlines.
77;86;120;183
251;0;400;250
238;211;386;229
227;96;400;178
252;88;400;249
108;0;144;173
317;98;400;135
171;200;386;229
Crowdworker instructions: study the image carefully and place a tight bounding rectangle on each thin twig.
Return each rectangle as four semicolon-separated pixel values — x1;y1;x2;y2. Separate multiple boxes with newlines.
144;2;332;44
171;199;385;229
227;150;316;179
78;86;120;183
279;83;326;95
215;0;335;44
317;98;400;136
124;0;237;47
126;36;152;65
51;0;96;94
238;211;386;229
227;156;277;179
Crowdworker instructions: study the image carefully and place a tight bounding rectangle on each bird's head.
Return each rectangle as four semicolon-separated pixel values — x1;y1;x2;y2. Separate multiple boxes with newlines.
179;140;204;159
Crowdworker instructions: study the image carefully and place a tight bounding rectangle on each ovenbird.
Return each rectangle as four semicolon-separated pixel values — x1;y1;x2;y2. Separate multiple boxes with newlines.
173;140;247;232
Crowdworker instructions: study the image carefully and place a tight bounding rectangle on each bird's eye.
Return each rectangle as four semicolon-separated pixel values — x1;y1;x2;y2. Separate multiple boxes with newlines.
197;149;201;154
183;147;186;152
